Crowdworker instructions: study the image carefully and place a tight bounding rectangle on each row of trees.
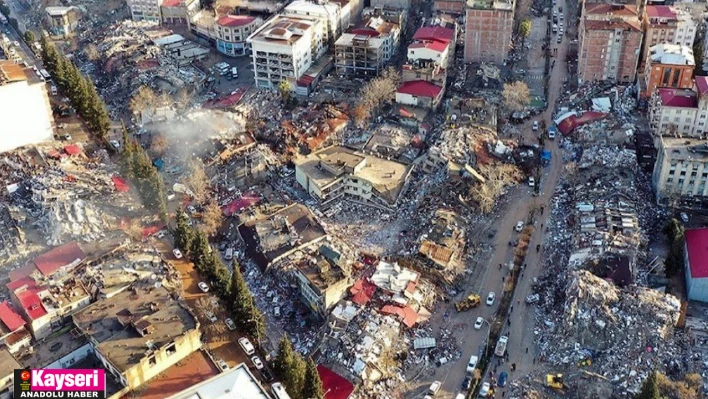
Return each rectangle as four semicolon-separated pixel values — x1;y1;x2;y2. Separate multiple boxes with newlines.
120;127;169;222
40;34;112;141
172;210;265;341
273;338;324;399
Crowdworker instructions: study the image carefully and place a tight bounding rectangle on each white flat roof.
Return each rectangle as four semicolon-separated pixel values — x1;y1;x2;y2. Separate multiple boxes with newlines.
166;364;271;399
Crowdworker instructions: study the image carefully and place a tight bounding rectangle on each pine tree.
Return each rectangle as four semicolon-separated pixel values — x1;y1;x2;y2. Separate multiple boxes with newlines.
230;264;252;321
274;338;306;399
635;371;662;399
211;258;231;296
173;210;193;253
243;301;265;343
54;56;70;92
302;357;324;399
190;230;212;273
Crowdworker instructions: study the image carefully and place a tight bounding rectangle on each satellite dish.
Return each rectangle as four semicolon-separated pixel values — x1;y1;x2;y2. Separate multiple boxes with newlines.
155;282;162;289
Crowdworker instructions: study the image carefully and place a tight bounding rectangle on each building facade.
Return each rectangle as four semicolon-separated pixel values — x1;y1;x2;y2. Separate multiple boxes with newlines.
247;15;325;90
408;25;454;68
685;228;708;303
642;6;696;65
464;0;514;64
578;4;643;83
0;61;54;154
126;0;162;22
282;0;348;47
160;0;200;24
334;16;400;77
643;43;695;97
652;137;708;204
292;245;352;316
649;88;699;137
396;80;444;109
215;16;263;57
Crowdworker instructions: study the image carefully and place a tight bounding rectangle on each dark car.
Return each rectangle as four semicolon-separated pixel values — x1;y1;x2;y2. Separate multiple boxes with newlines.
461;375;472;390
260;368;274;382
498;371;508;387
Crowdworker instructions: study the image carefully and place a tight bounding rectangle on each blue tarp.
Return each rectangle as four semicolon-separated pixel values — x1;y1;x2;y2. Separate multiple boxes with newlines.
153;158;164;170
541;150;552;160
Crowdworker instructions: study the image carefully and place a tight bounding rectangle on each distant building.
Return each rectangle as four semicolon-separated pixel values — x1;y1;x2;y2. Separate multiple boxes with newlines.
292;245;352;316
127;0;163;22
73;282;201;392
238;204;328;269
295;146;414;209
685;228;708;302
642;6;696;65
652;137;708;204
408;25;455;68
433;0;464;15
188;11;263;56
578;4;643;83
395;80;444;109
334;16;401;77
371;0;411;9
283;0;349;47
0;61;55;154
166;363;270;399
160;0;200;24
0;349;20;399
45;6;81;37
464;0;514;64
247;15;325;90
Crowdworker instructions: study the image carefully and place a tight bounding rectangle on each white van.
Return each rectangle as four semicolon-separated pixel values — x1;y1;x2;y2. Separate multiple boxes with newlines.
50;85;57;96
231;66;238;78
224;248;233;260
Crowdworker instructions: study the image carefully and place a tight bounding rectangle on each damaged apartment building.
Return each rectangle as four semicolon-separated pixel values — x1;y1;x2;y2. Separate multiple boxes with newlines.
294;146;415;210
334;8;405;77
418;209;466;272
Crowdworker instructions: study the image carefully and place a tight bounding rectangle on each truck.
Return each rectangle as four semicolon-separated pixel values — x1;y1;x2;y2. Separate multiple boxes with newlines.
39;69;51;81
454;294;481;312
495;336;508;357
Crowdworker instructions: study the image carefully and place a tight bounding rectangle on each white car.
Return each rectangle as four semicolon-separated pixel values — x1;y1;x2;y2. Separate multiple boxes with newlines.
187;205;196;214
205;311;217;323
486;292;496;306
680;212;689;223
251;356;264;370
13;41;19;47
198;282;209;293
474;317;484;330
156;230;165;239
109;140;120;149
532;120;539;131
428;381;442;396
172;249;183;259
216;358;229;371
225;318;236;331
479;382;490;397
515;221;524;232
548;129;556;139
239;338;255;355
466;355;479;372
528;176;535;187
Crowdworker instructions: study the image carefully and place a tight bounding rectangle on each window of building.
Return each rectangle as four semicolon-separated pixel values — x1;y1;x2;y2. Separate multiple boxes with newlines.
680;171;686;176
166;343;177;356
148;356;157;367
669;169;675;175
668;178;674;183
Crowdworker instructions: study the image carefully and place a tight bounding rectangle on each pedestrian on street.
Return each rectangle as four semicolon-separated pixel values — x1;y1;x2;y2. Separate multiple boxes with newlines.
510;305;514;312
517;299;520;304
526;347;529;353
502;392;506;397
502;276;505;283
507;319;511;326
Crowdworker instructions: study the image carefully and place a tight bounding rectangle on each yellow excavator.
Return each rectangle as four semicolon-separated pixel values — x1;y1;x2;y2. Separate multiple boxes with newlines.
455;294;481;312
545;371;608;390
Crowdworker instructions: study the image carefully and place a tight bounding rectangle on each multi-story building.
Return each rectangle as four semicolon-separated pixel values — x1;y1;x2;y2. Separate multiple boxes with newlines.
371;0;411;9
334;16;401;77
408;25;455;68
652;137;708;205
433;0;465;15
0;349;20;399
578;4;643;83
283;0;348;47
649;88;699;137
6;242;91;340
395;80;444;109
0;301;31;354
295;146;414;209
464;0;514;64
44;6;81;37
126;0;162;22
293;245;352;316
642;43;694;97
160;0;200;24
73;281;201;392
215;15;263;57
247;15;325;90
166;364;270;399
642;6;696;65
0;61;54;154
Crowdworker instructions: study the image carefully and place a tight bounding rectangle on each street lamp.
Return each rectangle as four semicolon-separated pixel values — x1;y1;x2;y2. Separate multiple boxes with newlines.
481;318;492;358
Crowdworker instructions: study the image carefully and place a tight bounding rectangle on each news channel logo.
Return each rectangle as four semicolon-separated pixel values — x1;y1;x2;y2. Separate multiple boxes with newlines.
15;369;106;398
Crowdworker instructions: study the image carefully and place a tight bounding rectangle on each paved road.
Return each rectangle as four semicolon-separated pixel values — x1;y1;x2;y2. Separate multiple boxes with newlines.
426;1;571;397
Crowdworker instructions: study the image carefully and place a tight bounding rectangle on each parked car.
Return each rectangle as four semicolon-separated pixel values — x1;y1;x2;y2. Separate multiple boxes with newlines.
205;311;217;323
461;375;472;390
680;212;689;223
427;381;442;396
109;140;120;149
216;359;229;371
225;318;236;331
172;249;183;259
498;371;508;387
528;176;535;187
479;382;490;397
156;230;165;239
474;317;484;330
486;292;496;306
260;368;274;382
187;205;196;214
238;337;255;355
198;282;209;293
532;120;539;131
466;355;479;373
274;306;281;317
515;221;524;232
251;356;264;370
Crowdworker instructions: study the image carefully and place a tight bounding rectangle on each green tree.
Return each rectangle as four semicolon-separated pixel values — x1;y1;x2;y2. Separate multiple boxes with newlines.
302;357;324;399
278;80;291;103
190;230;212;273
519;19;532;38
243;304;265;344
635;371;662;399
694;41;705;78
664;219;685;278
40;35;58;73
230;264;252;321
210;258;231;297
274;338;306;399
173;210;194;253
23;30;35;44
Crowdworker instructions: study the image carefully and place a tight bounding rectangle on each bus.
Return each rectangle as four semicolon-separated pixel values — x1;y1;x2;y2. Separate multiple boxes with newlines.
270;383;291;399
39;69;51;81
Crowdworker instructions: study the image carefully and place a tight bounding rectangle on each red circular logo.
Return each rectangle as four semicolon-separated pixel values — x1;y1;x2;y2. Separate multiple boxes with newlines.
20;371;30;381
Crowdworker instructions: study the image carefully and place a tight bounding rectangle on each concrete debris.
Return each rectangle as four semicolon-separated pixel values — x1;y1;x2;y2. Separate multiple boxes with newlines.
578;145;636;169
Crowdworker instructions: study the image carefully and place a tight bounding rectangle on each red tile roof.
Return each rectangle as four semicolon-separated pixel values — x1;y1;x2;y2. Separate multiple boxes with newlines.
33;242;85;277
380;304;418;328
317;365;354;399
63;145;82;156
162;0;181;6
397;80;443;98
217;15;256;28
585;3;638;16
657;88;697;108
686;228;708;278
17;289;47;320
695;76;708;97
0;301;25;331
409;40;448;53
7;277;38;292
9;264;38;282
412;26;454;44
350;278;376;305
646;5;676;19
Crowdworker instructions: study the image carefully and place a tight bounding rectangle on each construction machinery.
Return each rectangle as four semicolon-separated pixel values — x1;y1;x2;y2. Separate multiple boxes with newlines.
544;371;608;390
455;294;481;312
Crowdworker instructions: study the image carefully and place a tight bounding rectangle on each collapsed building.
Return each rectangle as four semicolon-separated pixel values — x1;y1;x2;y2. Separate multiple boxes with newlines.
417;209;466;271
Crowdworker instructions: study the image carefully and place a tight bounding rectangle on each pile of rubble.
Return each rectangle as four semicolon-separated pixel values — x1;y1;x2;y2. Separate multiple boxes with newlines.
424;126;497;174
578;145;636;169
40;199;110;245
